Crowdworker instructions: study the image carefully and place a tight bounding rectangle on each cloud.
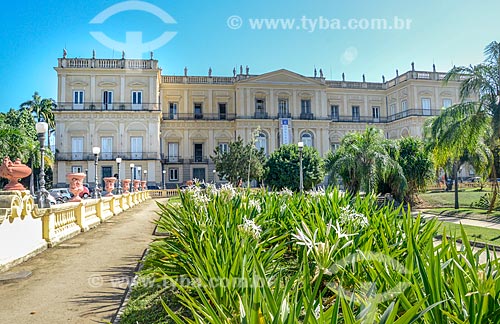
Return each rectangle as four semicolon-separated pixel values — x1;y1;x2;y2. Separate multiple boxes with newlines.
341;47;358;65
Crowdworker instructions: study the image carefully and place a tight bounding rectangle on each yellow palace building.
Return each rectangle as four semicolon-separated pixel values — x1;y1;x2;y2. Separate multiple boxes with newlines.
53;52;466;188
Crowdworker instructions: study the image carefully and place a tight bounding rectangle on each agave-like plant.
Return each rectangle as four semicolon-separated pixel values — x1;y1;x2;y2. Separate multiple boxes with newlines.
128;184;500;324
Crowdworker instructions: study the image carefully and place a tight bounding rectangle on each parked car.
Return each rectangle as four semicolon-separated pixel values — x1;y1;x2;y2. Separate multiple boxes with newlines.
147;185;161;190
49;188;72;202
79;184;90;198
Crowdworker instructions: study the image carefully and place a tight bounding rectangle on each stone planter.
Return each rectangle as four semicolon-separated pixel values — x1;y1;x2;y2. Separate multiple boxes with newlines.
141;180;147;191
104;177;117;196
122;179;131;193
0;157;32;191
133;180;141;192
67;172;86;202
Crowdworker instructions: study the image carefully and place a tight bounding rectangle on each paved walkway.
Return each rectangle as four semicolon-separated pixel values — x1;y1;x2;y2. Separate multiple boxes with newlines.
0;198;167;324
414;210;500;231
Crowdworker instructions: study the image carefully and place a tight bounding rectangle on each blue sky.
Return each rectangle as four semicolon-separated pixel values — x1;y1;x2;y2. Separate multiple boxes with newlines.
1;0;499;111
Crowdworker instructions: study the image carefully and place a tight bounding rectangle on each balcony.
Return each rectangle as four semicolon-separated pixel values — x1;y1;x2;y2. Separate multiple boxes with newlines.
161;155;184;163
56;152;160;161
328;108;442;123
299;112;314;120
54;102;160;112
277;112;292;119
190;156;209;163
254;111;269;119
162;113;236;121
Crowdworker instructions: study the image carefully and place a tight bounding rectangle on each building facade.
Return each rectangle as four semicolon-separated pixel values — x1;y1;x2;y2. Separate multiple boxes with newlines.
53;55;468;188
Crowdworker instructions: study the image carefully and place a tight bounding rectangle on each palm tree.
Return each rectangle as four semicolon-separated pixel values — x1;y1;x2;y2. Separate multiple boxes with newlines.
434;41;500;211
325;127;406;195
20;91;56;149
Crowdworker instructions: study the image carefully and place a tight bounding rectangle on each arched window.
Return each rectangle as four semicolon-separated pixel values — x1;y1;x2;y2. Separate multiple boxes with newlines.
255;132;268;155
301;132;313;147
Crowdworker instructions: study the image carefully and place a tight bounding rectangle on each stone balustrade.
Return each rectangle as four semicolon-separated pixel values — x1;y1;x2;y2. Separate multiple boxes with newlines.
0;190;160;272
148;189;178;198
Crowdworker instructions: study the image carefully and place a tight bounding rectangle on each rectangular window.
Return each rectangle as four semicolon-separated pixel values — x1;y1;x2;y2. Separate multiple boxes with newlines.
131;136;143;159
71;137;84;160
102;90;113;110
389;103;396;116
218;103;227;120
442;99;452;108
331;143;340;153
169;168;179;181
169;102;178;119
352;105;360;121
401;100;408;111
255;99;265;112
372;106;380;120
101;137;113;160
193;168;206;181
219;142;229;154
132;91;142;110
194;143;203;162
301;99;311;114
422;98;431;115
330;105;339;120
194;103;203;119
71;166;82;173
278;99;289;117
168;142;179;162
73;91;84;109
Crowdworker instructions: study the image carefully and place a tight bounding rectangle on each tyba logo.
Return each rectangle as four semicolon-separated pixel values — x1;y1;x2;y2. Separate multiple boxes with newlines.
89;1;177;58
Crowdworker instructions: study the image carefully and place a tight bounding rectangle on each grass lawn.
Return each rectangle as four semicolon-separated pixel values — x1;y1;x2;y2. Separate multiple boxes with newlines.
437;221;500;246
419;189;489;207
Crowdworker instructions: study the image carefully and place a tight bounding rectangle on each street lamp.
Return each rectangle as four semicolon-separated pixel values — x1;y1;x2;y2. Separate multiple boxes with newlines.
298;141;304;193
130;163;135;192
35;122;49;208
144;169;148;184
213;169;216;184
162;169;166;189
92;146;101;199
116;157;122;194
137;166;142;190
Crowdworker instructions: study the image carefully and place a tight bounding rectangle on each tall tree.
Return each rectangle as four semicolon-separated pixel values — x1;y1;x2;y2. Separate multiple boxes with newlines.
20;91;56;150
211;137;266;186
264;144;323;191
430;41;500;211
325;127;405;195
398;137;434;204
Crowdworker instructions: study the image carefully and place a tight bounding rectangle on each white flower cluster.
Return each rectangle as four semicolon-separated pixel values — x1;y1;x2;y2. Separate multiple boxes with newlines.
339;205;368;228
238;217;262;240
248;199;262;213
219;182;237;199
306;187;325;197
279;188;294;196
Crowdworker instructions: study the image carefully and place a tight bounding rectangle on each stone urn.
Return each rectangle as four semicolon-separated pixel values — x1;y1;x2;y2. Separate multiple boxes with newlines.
141;180;147;190
67;172;86;202
0;157;32;191
133;179;141;192
122;179;131;193
104;177;117;196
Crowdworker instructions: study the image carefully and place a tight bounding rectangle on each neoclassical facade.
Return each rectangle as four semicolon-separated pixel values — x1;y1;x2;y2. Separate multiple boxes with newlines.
53;54;465;188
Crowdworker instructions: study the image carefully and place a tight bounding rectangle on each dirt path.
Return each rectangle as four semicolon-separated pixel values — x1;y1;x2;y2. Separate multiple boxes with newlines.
0;198;166;324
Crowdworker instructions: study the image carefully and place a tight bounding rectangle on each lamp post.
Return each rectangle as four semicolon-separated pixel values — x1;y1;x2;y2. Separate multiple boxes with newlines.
162;169;166;189
116;157;122;194
130;163;135;192
144;169;148;184
137;166;142;190
93;146;101;199
35;122;49;208
298;141;304;193
213;169;216;184
85;169;88;182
